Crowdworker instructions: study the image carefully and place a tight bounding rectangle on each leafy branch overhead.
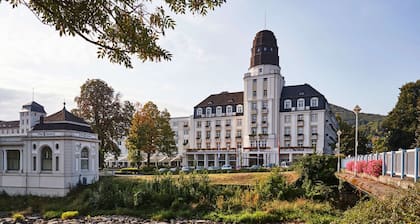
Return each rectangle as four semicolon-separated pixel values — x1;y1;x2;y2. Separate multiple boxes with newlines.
4;0;226;68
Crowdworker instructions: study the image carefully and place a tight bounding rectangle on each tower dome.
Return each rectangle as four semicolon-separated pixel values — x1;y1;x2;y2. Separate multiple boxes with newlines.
249;30;279;68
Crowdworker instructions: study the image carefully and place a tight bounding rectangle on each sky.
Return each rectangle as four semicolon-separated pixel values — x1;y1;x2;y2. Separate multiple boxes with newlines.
1;1;419;121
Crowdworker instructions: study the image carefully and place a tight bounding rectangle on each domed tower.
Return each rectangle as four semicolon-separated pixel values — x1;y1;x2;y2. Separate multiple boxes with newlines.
243;30;284;166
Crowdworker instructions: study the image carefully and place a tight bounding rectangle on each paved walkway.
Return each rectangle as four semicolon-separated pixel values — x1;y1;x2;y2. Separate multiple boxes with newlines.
336;172;400;200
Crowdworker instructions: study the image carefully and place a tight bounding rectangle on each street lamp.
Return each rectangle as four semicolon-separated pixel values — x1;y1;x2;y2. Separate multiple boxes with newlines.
336;130;342;172
353;105;362;176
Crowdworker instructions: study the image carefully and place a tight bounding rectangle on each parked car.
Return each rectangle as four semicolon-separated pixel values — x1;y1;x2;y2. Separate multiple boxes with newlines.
158;168;169;173
280;161;292;168
248;165;262;170
181;166;192;172
263;163;276;168
221;164;233;171
169;167;179;173
207;166;220;172
195;166;204;172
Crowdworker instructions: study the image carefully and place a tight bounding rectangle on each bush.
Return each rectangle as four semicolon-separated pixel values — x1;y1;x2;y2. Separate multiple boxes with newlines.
346;161;354;171
61;211;79;220
365;160;382;177
355;160;367;174
43;210;62;219
12;213;24;222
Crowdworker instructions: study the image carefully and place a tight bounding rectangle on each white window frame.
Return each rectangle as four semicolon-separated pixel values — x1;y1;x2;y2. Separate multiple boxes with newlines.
216;106;222;116
310;97;319;107
236;105;243;113
226;105;233;115
284;99;292;109
297;98;305;110
81;148;89;171
197;108;202;116
206;107;212;117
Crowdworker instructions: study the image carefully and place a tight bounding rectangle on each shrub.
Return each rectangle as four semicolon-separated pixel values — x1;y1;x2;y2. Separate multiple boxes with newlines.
346;161;354;171
365;160;382;177
61;211;79;220
355;160;367;174
43;210;61;219
12;213;24;222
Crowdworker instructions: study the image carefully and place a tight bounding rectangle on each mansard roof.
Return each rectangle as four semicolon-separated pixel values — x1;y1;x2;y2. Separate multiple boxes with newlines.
33;107;93;133
195;91;243;108
22;101;46;114
280;84;327;111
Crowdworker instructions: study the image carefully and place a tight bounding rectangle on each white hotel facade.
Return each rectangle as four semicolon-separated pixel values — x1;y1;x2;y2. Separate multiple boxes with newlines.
170;30;338;168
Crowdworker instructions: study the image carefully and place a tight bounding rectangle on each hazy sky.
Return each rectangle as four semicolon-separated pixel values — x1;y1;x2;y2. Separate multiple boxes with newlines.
1;1;419;121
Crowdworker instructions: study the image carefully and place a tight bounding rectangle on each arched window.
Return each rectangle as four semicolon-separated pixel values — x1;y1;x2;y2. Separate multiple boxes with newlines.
197;108;202;116
310;97;319;107
81;148;89;170
284;99;292;109
216;106;222;116
41;146;52;171
226;105;233;115
206;107;212;117
236;104;243;113
297;98;305;110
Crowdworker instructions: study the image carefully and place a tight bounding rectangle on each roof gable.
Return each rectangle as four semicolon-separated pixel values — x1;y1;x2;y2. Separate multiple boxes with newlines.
195;91;243;108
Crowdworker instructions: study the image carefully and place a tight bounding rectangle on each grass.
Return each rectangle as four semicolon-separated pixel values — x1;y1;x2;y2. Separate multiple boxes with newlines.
126;171;299;185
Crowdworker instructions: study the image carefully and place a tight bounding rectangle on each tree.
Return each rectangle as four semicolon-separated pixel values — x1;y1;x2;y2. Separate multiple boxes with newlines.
126;101;176;167
337;116;370;156
74;79;135;167
4;0;225;68
383;80;420;149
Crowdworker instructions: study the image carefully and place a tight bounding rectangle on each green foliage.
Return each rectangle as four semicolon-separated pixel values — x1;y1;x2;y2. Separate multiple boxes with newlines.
330;104;385;126
126;102;176;166
336;116;372;156
61;211;79;220
43;210;62;219
4;0;225;68
12;213;24;221
383;79;420;149
74;79;135;167
340;186;420;223
294;154;338;201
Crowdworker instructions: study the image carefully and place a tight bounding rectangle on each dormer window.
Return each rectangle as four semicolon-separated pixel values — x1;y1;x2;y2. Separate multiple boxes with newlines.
206;107;212;117
226;105;233;115
310;97;319;107
297;98;305;110
216;106;222;116
197;108;202;116
284;99;292;109
236;105;243;113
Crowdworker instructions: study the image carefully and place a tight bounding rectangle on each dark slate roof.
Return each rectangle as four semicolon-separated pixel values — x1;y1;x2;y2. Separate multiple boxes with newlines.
195;91;243;108
250;30;279;68
44;108;88;124
280;84;327;111
22;101;46;114
0;120;19;129
33;123;93;133
33;107;93;133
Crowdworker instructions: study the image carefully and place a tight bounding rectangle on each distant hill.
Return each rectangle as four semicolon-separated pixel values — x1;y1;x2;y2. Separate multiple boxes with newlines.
330;104;386;126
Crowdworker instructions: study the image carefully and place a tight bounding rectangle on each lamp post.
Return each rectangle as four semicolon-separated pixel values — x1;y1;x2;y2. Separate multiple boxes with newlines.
353;105;362;176
337;130;342;172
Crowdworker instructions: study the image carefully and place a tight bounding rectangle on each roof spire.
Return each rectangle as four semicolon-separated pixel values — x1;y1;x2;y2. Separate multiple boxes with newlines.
63;100;66;109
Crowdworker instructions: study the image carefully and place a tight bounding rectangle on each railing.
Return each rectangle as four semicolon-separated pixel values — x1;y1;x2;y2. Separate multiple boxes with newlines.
341;148;420;182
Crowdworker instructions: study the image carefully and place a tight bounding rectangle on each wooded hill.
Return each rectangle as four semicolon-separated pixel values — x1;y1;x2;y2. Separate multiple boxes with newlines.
330;104;386;126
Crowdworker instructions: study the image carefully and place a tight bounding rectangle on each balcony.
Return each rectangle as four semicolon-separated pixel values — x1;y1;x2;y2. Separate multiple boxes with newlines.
225;136;231;139
284;134;291;140
196;136;201;140
261;121;268;127
297;134;304;140
311;133;318;139
235;135;242;139
251;121;257;127
297;120;304;126
261;108;268;113
183;124;188;128
225;123;231;127
205;125;211;129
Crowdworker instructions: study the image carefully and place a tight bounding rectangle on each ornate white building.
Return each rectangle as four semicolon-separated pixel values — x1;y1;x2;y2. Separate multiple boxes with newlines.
0;102;99;196
170;30;338;168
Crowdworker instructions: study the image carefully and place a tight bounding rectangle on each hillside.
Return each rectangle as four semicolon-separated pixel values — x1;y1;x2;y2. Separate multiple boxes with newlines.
330;104;386;126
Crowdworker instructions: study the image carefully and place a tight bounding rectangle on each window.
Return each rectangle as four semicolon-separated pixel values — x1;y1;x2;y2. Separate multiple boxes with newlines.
297;98;305;110
206;120;211;127
236;130;242;137
310;97;319;107
260;140;267;148
298;140;304;147
311;126;318;134
55;156;59;171
237;119;242;126
226;105;233;114
7;150;20;171
197;143;202;149
236;105;243;113
81;148;89;170
197;121;202;128
284;99;292;109
41;147;52;171
298;127;304;135
284;115;291;123
197;108;202;116
183;130;189;135
262;101;268;109
226;119;231;126
251;127;257;135
311;139;317;148
284;127;291;135
216;142;221;149
226;130;231;138
284;140;291;147
237;142;242;149
252;102;257;110
298;114;304;121
216;130;221;138
311;114;318;122
196;131;201;139
252;91;257;97
216;106;222;116
226;142;231;149
206;131;211;139
206;107;212;116
262;127;268;134
33;156;36;171
216;120;221;126
251;114;257;123
263;89;267;97
206;143;211;149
